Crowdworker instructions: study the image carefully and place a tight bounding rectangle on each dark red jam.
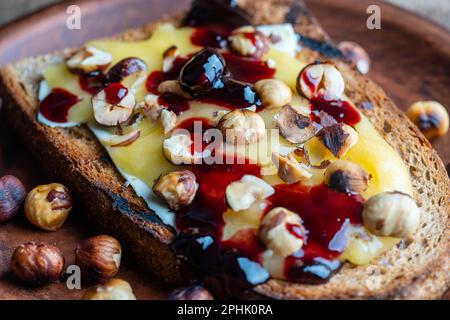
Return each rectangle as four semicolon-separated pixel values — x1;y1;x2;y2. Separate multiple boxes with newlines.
310;94;362;126
104;83;128;104
301;68;320;94
158;93;190;115
78;71;107;95
145;56;190;94
266;183;363;283
190;25;232;49
222;53;276;84
39;88;80;123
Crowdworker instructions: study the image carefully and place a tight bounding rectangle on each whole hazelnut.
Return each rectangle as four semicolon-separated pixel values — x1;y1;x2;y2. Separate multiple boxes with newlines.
153;170;198;211
0;175;26;223
168;285;214;300
297;62;345;100
25;183;73;231
362;192;420;239
406;101;449;140
75;235;122;283
255;79;292;109
324;160;370;194
10;242;65;286
217;109;266;145
82;278;136;300
337;41;371;74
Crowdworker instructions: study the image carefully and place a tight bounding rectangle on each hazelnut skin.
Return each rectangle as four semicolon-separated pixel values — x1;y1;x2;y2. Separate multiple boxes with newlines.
25;183;73;231
0;175;26;223
10;242;65;286
82;278;136;300
75;235;122;283
362;192;420;239
324;160;370;194
406;101;449;140
168;285;214;300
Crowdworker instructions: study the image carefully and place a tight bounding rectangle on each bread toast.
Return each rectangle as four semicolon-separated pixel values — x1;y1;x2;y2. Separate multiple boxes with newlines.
0;0;448;299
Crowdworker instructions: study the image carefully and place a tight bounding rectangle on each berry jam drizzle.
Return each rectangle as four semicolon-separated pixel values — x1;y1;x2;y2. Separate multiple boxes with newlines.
310;94;362;126
266;183;363;283
222;53;275;84
78;71;107;95
158;93;190;115
190;25;232;48
103;83;128;104
39;88;80;123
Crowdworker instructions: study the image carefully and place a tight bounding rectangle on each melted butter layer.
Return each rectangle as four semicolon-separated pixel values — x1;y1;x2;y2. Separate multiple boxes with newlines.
42;23;412;266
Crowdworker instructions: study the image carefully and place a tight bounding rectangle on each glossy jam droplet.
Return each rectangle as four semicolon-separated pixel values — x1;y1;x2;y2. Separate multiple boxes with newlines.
310;94;362;126
103;83;128;104
190;25;232;48
158;93;190;115
79;71;107;95
39;88;80;123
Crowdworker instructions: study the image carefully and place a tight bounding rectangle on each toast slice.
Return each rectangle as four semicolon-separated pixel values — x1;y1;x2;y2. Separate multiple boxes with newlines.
0;0;448;299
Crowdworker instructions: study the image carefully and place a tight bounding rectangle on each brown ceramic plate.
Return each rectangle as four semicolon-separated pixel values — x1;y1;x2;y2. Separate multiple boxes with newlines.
0;0;448;299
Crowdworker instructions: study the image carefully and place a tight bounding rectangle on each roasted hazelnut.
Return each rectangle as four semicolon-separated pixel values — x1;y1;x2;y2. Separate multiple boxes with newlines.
259;207;305;257
0;175;26;223
25;183;72;231
272;152;312;184
158;80;192;99
162;45;179;73
168;285;214;300
106;57;148;83
317;123;358;158
226;175;274;212
153;170;198;211
255;79;292;109
297;62;345;100
324;160;370;194
139;94;163;122
10;242;64;286
217;109;266;145
67;47;112;74
337;41;371;74
92;83;136;126
75;235;122;283
363;192;420;239
179;48;226;95
228;26;271;58
163;133;203;165
161;109;177;134
82;278;136;300
406;101;449;140
275;105;316;144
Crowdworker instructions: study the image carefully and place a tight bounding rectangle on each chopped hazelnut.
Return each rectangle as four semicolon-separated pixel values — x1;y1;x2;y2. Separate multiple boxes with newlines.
67;47;112;73
297;62;345;100
217;109;266;145
163;133;202;165
228;26;271;58
153;170;198;211
324;160;370;194
259;207;305;257
226;175;274;212
275;105;316;144
317;123;358;158
92;84;136;126
255;79;292;109
161;109;177;134
158;80;192;99
406;101;449;140
272;152;312;184
139;94;163;122
162;46;179;73
362;192;420;239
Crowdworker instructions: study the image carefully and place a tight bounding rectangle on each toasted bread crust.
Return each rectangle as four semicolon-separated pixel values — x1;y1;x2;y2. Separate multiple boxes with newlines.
0;0;448;299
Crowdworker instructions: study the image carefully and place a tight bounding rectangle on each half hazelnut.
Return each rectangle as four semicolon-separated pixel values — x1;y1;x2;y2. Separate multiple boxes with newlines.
153;170;198;211
275;105;316;144
317;123;358;158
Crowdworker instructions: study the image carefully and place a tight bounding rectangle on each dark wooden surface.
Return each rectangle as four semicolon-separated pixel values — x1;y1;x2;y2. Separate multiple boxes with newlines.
0;0;448;300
